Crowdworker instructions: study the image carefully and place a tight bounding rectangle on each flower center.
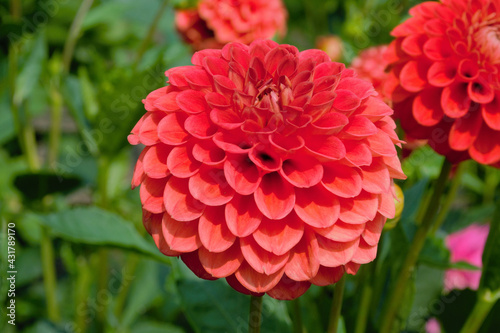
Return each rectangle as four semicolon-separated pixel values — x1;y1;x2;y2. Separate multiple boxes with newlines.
475;24;500;64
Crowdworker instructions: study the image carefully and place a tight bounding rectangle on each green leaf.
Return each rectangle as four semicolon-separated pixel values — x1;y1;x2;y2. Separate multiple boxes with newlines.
401;178;429;221
177;279;292;333
35;207;169;263
14;33;46;106
479;204;500;293
0;92;15;144
131;321;185;333
16;247;43;287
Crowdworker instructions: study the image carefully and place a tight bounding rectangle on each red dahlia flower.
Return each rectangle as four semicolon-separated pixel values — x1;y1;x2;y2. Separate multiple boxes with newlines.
128;40;405;300
386;0;500;167
175;0;287;51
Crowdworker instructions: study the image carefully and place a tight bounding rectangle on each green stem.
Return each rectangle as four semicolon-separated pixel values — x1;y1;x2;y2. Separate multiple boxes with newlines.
249;295;263;333
41;228;61;322
75;255;92;333
62;0;95;73
114;254;140;319
380;159;453;333
354;263;375;333
291;298;304;333
460;290;498;333
483;167;499;205
134;0;169;70
431;163;466;235
48;83;63;166
327;275;346;333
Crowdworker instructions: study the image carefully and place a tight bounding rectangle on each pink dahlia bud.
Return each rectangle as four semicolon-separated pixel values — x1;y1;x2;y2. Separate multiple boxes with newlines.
175;0;287;51
128;40;406;300
386;0;500;168
445;223;489;291
350;45;390;102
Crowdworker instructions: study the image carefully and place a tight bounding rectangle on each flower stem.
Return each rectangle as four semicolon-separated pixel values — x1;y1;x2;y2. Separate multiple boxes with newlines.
134;0;169;70
354;263;375;333
380;159;453;333
249;295;263;333
327;275;346;333
75;255;92;333
291;298;304;333
62;0;95;73
48;82;63;167
41;227;61;322
460;290;498;333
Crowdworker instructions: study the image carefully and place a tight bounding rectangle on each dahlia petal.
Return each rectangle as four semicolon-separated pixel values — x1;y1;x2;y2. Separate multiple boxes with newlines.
338;191;378;224
482;94;500;131
378;190;396;219
198;206;236;252
305;135;346;160
382;155;406;179
332;89;361;111
255;172;295;220
162;215;201;252
248;57;267;82
181;251;217;280
468;80;495;104
366;130;397;157
344;262;361;275
277;54;298;78
225;195;262;237
184;113;217;139
342;115;378;137
313;61;344;80
280;157;323;188
192;141;226;165
362;214;386;246
140;176;167;214
309;265;345;286
189;167;234;206
266;276;311;300
143;87;168;112
167;145;201;178
322;164;362;198
154;92;180;112
248;145;282;172
213;74;237;95
198;242;243;278
226;274;264;297
412;88;444;126
234;261;285;293
143;144;170;179
146;214;180;256
469;125;500;165
427;62;456;87
176;90;209;114
424;19;447;36
253;214;304;256
313;76;340;94
166;66;190;88
185;69;213;90
399;60;427;92
264;47;290;74
457;59;479;81
391;17;424;37
423;37;452;61
294;185;340;228
311;112;349;135
299;49;330;67
356;97;393;121
240;236;289;275
361;159;391;194
401;34;425;56
352;239;378;264
317;235;360;267
213;132;254;154
449;111;483;151
285;229;320;281
336;78;375;100
206;92;231;109
293;81;314;97
343;141;373;167
270;134;305;153
224;154;261;195
128;116;143;145
139;112;163;146
441;83;471;118
202;56;229;76
158;113;189;145
131;149;146;189
307;91;337;115
314;221;365;242
164;177;205;221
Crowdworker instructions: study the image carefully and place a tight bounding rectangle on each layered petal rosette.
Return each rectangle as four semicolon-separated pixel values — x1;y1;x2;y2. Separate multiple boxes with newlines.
386;0;500;167
128;40;405;300
175;0;287;51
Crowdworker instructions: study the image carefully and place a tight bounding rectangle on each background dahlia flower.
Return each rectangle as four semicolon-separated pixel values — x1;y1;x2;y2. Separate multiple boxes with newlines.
128;39;405;300
385;0;500;167
175;0;287;51
445;223;489;291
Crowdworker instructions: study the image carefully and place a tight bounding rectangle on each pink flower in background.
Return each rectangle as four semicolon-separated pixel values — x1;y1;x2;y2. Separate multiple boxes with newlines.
175;0;287;51
445;223;489;291
426;317;441;333
316;35;344;62
350;46;390;102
